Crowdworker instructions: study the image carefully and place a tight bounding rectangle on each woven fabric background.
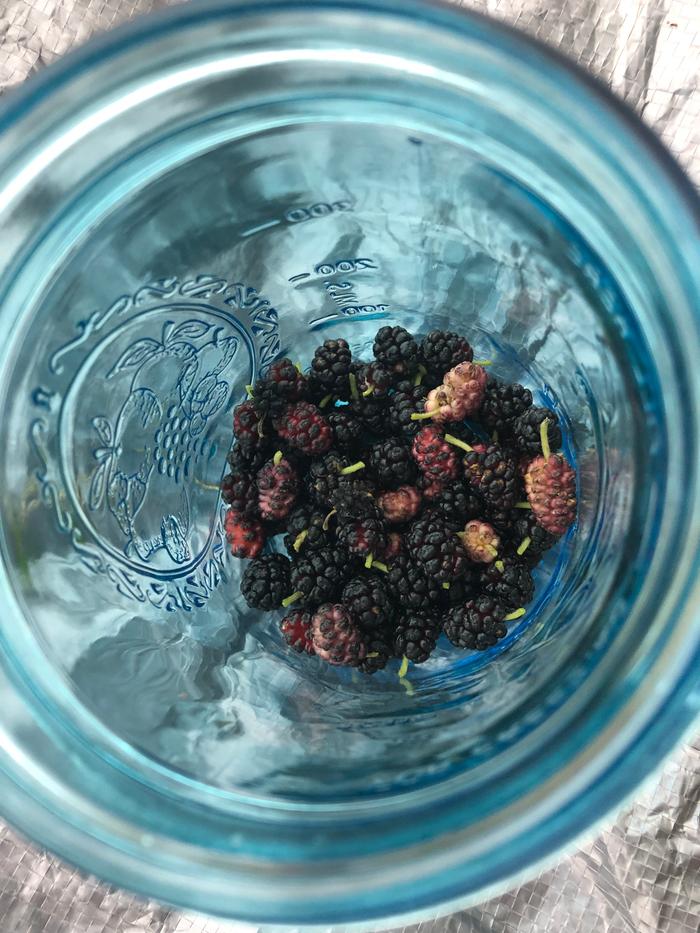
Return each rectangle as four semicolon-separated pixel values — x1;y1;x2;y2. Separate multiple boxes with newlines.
0;1;698;931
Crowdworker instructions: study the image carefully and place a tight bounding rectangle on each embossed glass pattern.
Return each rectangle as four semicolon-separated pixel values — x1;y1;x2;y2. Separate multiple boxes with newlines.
0;0;697;926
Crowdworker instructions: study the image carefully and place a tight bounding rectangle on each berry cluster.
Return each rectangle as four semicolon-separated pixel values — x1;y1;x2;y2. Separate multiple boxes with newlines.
222;327;577;673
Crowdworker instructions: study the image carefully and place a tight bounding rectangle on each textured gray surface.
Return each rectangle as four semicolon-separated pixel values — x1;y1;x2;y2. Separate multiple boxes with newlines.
0;1;699;931
1;0;698;180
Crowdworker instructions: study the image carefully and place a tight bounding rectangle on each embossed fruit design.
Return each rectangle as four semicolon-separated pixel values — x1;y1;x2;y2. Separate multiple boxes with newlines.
154;405;189;482
88;317;240;566
90;388;161;528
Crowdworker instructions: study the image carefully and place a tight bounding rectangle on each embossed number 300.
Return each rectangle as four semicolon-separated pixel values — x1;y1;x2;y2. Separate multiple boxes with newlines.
284;200;353;223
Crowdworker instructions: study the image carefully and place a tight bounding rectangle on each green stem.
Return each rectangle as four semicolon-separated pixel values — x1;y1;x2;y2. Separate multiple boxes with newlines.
413;364;427;387
516;536;531;556
410;410;435;421
442;581;450;590
245;384;254;398
292;530;308;552
372;560;389;573
495;559;505;573
339;461;366;475
540;418;551;461
294;361;303;373
473;359;492;366
322;509;337;531
319;394;333;408
273;450;283;466
364;553;374;569
281;591;303;608
504;607;526;621
398;655;409;678
445;433;474;452
400;677;415;696
515;501;532;509
362;384;374;397
349;371;359;401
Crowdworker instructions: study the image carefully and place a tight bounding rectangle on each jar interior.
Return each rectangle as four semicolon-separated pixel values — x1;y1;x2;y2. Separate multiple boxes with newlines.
0;114;659;800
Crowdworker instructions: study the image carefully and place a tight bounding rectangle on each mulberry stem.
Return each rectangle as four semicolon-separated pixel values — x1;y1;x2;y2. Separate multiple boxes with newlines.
515;501;532;509
256;418;265;438
400;677;415;696
444;433;473;452
292;530;308;552
366;652;379;659
398;655;409;678
504;607;526;621
364;553;374;569
442;582;450;590
349;371;359;401
413;364;427;387
410;410;435;421
322;509;337;531
473;359;492;366
294;361;302;373
540;418;551;461
273;450;283;466
362;384;374;397
495;560;505;573
245;384;254;397
319;394;332;408
373;560;389;573
339;461;365;475
282;591;303;608
516;536;531;556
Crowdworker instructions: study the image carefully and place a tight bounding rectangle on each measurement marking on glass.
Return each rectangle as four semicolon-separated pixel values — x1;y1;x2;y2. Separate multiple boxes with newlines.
240;218;281;237
341;304;388;315
317;258;377;274
284;199;353;225
286;246;387;327
243;199;353;240
325;281;360;306
288;257;378;285
309;305;389;328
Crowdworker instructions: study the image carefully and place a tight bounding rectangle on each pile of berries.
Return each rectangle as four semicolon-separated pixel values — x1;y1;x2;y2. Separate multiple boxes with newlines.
221;327;577;674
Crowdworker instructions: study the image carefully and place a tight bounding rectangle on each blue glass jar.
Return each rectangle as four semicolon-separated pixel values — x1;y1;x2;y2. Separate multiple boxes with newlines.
0;0;698;926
